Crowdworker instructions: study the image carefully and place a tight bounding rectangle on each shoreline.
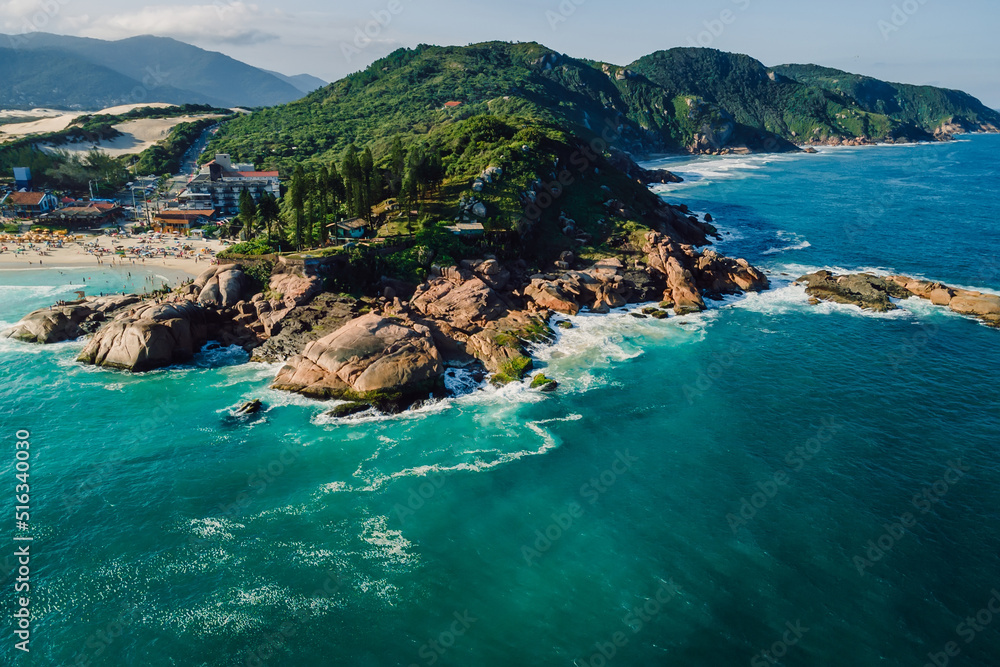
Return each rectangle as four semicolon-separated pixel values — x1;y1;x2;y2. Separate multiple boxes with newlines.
0;234;226;278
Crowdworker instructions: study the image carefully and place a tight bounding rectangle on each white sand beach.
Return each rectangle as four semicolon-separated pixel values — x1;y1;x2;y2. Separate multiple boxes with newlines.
0;232;229;277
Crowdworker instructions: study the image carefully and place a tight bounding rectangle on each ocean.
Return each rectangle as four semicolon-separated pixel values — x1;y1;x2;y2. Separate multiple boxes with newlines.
1;135;999;666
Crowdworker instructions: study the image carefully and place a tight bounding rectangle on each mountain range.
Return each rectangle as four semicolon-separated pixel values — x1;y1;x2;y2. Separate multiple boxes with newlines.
201;42;1000;172
0;33;325;110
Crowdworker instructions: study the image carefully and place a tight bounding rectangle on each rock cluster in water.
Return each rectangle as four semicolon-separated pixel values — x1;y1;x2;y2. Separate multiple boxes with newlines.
798;271;1000;327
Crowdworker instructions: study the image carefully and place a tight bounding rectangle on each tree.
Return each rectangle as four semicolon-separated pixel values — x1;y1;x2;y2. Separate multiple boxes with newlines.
341;144;363;220
386;135;406;196
360;146;376;226
288;165;306;250
238;190;258;241
257;191;280;243
316;165;331;246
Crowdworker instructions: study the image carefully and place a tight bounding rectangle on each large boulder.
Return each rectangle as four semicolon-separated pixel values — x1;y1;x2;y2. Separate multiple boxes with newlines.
271;314;443;401
2;295;140;344
77;302;215;372
410;277;508;332
198;265;251;308
663;256;705;315
254;272;325;337
694;250;769;294
949;292;1000;326
523;280;581;315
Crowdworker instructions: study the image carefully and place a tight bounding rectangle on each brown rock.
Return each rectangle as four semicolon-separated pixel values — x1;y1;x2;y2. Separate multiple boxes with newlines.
949;293;1000;326
271;314;443;400
2;295;140;344
523;280;580;315
929;288;955;306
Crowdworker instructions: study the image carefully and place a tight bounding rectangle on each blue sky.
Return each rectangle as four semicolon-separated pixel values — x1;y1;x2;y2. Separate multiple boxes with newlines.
3;0;998;106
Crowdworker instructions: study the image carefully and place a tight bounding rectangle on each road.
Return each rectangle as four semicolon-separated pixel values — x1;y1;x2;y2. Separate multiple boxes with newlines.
165;123;220;199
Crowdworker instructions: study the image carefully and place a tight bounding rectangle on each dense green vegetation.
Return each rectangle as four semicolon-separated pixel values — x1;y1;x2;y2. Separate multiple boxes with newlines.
175;42;1000;289
213;106;678;287
772;64;1000;132
201;42;755;173
630;48;902;143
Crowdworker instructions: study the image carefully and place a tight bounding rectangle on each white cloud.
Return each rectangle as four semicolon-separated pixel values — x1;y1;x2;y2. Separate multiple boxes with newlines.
0;0;74;34
79;2;280;45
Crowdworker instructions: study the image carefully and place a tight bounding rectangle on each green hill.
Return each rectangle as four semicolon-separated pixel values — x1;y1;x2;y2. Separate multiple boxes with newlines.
202;41;794;173
629;48;903;144
772;63;1000;134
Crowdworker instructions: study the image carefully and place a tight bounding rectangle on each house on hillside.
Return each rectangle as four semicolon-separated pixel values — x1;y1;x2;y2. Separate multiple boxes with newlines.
152;208;217;235
444;221;484;236
1;191;58;217
328;218;367;240
182;154;279;216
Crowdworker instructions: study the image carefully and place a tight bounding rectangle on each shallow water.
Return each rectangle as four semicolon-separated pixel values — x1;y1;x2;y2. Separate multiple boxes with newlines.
1;136;999;666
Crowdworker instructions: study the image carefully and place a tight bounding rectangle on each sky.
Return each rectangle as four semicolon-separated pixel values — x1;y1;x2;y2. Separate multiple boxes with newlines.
2;0;998;107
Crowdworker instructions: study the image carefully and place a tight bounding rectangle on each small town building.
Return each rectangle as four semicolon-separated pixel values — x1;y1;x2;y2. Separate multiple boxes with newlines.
182;154;279;215
152;208;217;235
40;204;118;227
1;191;58;217
328;217;367;239
444;221;485;236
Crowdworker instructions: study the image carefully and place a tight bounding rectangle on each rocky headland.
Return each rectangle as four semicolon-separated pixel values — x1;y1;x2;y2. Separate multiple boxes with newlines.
3;202;772;413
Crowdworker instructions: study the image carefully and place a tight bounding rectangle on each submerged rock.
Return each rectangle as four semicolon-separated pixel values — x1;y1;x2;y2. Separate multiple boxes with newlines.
325;402;372;418
530;373;559;392
235;399;263;415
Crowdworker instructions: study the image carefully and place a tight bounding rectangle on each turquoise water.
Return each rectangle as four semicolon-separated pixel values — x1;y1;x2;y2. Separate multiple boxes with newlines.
2;136;999;666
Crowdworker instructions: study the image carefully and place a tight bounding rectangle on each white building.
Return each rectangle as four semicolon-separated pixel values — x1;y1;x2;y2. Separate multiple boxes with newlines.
180;154;280;215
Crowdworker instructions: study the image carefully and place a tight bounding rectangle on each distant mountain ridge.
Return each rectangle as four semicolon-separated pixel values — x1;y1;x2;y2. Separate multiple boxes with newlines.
264;70;328;94
771;63;1000;134
0;33;319;109
630;48;1000;145
202;42;999;173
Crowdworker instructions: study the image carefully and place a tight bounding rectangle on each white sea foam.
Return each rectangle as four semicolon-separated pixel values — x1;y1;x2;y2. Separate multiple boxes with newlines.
187;343;249;368
762;240;812;255
443;367;484;396
644;153;799;190
185;517;245;541
762;230;812;255
360;516;418;566
350;413;583;491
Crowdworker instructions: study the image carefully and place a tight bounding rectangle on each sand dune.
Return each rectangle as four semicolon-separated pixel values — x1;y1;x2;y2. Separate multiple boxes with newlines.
38;115;223;157
0;103;180;140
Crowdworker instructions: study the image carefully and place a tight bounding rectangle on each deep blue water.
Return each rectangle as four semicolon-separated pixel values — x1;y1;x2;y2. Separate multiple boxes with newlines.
1;136;999;666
